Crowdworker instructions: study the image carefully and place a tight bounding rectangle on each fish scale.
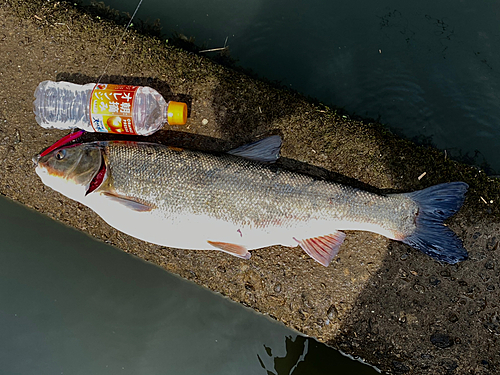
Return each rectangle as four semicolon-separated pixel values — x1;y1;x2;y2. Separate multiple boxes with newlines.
103;142;415;233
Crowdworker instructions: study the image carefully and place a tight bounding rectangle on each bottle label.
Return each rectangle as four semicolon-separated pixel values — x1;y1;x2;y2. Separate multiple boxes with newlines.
89;84;139;134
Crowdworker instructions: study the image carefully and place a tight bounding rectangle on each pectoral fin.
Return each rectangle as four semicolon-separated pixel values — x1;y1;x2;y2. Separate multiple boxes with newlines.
294;231;346;267
102;192;154;212
207;241;251;259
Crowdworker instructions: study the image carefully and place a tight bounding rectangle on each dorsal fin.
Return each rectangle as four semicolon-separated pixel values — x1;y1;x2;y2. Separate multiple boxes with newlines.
227;135;282;163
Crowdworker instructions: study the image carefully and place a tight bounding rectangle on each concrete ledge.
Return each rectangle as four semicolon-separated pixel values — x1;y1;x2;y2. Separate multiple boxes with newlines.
1;1;499;373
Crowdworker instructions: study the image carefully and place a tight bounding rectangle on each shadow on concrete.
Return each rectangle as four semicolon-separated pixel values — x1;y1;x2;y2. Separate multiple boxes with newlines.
326;223;499;374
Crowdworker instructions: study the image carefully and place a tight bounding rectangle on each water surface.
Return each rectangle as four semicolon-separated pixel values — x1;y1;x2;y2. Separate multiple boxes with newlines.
86;0;500;173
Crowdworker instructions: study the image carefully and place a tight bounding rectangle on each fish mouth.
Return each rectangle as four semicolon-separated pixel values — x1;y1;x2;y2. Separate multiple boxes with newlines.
32;154;40;167
86;152;107;195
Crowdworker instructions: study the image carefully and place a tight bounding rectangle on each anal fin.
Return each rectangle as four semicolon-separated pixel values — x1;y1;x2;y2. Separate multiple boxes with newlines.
294;231;346;267
207;241;250;259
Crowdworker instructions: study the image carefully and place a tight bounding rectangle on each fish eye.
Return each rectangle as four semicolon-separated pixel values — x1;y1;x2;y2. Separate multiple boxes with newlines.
55;149;66;160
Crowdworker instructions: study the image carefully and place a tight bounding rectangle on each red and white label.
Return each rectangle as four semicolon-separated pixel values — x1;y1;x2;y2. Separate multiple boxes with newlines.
90;84;139;134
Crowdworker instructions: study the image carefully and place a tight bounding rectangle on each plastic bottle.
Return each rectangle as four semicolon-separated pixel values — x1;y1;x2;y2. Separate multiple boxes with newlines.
33;80;187;136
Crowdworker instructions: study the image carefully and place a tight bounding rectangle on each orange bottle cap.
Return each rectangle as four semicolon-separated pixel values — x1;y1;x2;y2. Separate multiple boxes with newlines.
167;101;187;125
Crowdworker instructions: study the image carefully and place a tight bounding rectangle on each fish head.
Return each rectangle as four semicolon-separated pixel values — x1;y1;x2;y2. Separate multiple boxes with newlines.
34;143;103;202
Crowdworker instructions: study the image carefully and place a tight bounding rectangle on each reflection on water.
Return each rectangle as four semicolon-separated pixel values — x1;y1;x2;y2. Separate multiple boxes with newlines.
82;0;500;173
258;336;380;374
0;196;379;374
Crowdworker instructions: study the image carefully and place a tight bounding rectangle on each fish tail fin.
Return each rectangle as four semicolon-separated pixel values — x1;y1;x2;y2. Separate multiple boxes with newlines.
400;182;469;264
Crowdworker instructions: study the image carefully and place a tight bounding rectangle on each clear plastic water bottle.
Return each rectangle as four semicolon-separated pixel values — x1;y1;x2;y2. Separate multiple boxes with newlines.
33;80;187;136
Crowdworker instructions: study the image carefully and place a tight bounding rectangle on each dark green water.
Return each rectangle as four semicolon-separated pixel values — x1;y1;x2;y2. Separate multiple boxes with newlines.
83;0;500;174
0;196;379;374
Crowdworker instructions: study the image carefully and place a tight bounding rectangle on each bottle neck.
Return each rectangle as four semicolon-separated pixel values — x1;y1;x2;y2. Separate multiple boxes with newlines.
163;102;169;124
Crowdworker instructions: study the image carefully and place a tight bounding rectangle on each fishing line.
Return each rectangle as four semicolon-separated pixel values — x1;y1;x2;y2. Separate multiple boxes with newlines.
36;1;146;158
96;0;144;85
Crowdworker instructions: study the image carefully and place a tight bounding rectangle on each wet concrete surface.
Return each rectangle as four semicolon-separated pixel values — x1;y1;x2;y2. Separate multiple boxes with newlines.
1;1;499;373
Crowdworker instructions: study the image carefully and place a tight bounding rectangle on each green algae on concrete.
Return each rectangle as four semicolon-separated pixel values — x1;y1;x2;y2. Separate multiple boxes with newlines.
1;0;499;373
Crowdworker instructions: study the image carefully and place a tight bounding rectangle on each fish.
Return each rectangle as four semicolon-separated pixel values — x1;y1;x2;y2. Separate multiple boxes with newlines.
33;135;469;266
